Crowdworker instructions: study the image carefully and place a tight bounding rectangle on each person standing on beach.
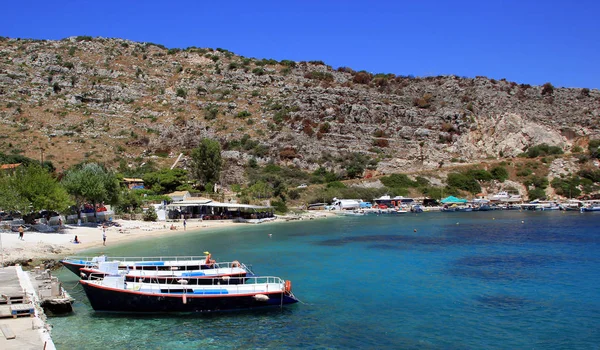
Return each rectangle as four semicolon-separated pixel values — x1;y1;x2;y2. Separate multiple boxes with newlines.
102;224;107;246
183;219;187;231
18;225;24;240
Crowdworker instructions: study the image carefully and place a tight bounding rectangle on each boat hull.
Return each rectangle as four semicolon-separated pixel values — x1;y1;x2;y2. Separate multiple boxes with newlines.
79;280;298;313
61;260;93;275
581;207;600;212
80;268;248;285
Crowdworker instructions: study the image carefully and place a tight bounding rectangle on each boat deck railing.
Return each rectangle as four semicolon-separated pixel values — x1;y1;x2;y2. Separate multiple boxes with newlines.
89;275;286;294
64;255;208;263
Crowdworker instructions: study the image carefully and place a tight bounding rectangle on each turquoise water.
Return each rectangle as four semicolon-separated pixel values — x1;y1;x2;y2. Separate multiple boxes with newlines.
50;211;600;349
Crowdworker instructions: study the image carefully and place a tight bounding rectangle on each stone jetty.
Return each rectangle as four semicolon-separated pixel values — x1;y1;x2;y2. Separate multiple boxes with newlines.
0;265;56;350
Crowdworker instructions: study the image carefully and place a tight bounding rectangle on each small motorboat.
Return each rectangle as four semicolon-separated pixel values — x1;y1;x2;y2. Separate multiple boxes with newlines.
79;275;298;313
580;202;600;212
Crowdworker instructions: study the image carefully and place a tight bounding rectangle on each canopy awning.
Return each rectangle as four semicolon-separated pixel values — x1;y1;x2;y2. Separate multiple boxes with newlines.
166;201;271;210
441;196;468;204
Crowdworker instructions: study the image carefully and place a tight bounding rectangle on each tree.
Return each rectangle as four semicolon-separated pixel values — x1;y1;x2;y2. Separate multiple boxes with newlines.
190;138;222;187
142;168;189;194
248;181;272;199
490;166;509;182
0;164;71;213
62;163;120;221
447;172;481;194
115;190;143;214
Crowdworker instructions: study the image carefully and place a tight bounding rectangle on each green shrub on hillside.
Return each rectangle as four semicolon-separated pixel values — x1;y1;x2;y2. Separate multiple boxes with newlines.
447;173;481;194
522;143;563;158
589;139;600;158
204;104;219;120
415;176;430;187
578;169;600;182
176;88;187;98
524;175;548;189
235;110;251;119
304;71;334;82
271;200;288;214
490;166;509;182
380;174;417;188
466;169;493;181
310;167;339;184
528;188;546;200
516;168;533;177
551;177;582;198
326;181;346;189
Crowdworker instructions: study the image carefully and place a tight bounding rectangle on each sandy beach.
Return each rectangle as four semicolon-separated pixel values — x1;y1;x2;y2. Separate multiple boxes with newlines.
0;212;335;266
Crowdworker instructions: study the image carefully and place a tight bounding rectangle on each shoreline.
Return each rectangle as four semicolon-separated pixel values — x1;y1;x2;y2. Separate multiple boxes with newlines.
0;211;336;267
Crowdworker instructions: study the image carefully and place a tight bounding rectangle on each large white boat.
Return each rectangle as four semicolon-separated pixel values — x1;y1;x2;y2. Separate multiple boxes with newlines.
79;275;298;313
489;191;522;202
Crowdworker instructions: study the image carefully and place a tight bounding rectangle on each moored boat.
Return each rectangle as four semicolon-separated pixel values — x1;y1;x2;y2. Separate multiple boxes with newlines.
79;275;298;313
580;202;600;212
80;261;251;285
61;254;219;276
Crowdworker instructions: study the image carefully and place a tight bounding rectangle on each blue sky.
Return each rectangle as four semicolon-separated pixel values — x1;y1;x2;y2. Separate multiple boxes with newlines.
2;0;598;88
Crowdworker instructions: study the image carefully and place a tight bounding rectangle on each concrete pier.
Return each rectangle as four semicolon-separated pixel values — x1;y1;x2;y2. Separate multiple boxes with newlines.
0;266;56;350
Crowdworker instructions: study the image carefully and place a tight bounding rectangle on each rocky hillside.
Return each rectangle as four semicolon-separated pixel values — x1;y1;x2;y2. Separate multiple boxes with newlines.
1;36;598;183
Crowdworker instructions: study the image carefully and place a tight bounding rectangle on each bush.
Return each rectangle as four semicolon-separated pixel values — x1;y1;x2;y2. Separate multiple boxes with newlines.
373;138;389;147
413;93;433;109
288;189;300;200
581;88;590;97
327;181;347;189
176;88;187;98
447;173;481;194
589;139;600;158
143;206;158;221
271;200;288;214
528;188;546;200
578;169;600;182
380;174;416;188
279;147;298;160
524;175;548;189
280;60;296;68
319;122;331;134
541;82;554;95
466;169;493;181
204;104;219;120
304;71;334;82
523;143;563;158
551;177;582;198
571;145;583;153
490;166;509;182
353;72;372;84
235;110;251;119
516;168;533;177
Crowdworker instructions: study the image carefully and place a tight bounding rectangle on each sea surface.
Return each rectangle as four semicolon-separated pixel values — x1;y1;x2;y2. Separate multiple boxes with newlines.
50;211;600;349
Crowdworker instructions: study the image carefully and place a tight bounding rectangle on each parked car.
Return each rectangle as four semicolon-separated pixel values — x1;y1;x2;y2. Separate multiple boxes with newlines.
297;184;307;189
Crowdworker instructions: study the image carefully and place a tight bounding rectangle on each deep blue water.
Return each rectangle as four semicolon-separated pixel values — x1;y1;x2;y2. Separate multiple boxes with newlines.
50;211;600;349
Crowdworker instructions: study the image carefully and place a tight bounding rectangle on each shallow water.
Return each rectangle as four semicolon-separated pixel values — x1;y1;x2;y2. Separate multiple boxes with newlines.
50;211;600;349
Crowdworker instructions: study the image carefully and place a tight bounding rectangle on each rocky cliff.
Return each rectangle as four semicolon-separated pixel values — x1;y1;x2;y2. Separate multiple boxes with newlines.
1;36;598;180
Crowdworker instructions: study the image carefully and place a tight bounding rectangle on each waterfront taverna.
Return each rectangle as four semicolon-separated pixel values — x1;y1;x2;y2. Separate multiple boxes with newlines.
165;197;274;222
